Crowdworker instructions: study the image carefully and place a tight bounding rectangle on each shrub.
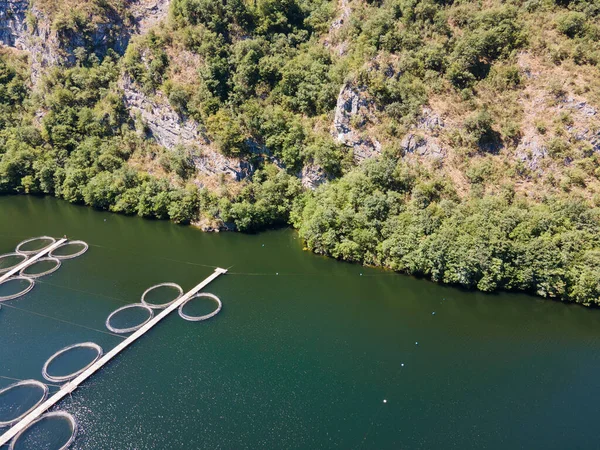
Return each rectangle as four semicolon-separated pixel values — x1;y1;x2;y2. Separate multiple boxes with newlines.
206;109;247;156
556;12;587;38
464;110;495;146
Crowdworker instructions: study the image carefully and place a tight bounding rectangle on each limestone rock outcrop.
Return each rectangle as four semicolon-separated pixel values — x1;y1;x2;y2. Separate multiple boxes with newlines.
0;0;28;48
401;107;446;160
333;83;381;162
0;0;171;81
300;163;328;190
121;77;252;181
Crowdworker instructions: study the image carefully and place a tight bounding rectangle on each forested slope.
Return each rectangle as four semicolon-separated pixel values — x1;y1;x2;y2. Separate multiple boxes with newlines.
1;0;600;303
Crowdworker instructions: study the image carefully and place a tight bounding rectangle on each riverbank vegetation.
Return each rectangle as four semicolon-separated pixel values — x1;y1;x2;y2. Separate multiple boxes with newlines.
1;0;600;304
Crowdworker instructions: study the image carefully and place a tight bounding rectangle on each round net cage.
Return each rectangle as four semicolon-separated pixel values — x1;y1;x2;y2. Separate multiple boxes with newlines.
15;237;56;256
178;293;222;322
105;303;154;334
42;342;103;383
0;380;49;427
48;241;88;260
9;411;77;450
0;253;29;275
141;283;184;309
0;277;35;302
19;257;61;279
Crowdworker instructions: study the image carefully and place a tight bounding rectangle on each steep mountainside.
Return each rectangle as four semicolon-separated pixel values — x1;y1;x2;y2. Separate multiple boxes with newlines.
1;0;600;304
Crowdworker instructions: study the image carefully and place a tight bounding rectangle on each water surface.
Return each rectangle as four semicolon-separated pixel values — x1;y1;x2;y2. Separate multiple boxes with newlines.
1;196;600;449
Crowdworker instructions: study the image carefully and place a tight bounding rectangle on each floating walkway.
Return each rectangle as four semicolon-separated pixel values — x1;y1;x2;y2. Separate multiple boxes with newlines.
0;238;67;284
0;267;227;446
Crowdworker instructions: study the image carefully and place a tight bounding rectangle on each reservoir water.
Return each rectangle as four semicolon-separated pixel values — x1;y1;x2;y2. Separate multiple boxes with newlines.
1;196;600;449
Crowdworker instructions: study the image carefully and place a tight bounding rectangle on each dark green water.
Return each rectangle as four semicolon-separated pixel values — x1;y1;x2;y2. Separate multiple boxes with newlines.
1;195;600;449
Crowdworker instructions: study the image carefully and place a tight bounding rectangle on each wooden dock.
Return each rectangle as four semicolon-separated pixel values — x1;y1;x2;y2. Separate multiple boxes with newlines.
0;267;227;446
0;238;67;284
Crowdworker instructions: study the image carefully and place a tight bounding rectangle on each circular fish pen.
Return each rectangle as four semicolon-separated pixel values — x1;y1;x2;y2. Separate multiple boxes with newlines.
106;303;154;334
178;293;222;322
141;283;183;309
49;241;88;260
15;237;56;256
0;253;28;275
8;411;77;450
42;342;103;383
0;277;35;302
0;380;49;427
19;257;61;279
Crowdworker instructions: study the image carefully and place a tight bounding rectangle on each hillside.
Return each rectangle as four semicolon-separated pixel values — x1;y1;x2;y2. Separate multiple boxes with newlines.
0;0;600;304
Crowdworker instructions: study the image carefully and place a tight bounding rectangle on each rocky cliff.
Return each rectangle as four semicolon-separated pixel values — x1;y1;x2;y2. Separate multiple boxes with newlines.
121;76;253;181
332;82;381;162
0;0;28;48
0;0;170;81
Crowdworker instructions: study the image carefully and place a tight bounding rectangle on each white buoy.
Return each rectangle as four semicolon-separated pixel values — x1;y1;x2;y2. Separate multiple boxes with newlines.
401;363;404;367
276;272;279;275
383;399;387;403
415;342;418;345
432;312;436;315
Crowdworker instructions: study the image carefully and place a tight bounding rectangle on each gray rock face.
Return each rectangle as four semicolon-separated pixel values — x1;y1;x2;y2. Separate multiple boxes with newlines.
515;136;548;171
0;0;171;82
515;96;599;173
333;83;381;162
130;0;171;34
0;0;28;48
28;4;133;81
192;152;254;181
562;97;597;118
401;107;446;160
329;0;351;32
560;98;600;153
300;163;328;190
0;2;130;81
121;76;209;149
121;77;252;181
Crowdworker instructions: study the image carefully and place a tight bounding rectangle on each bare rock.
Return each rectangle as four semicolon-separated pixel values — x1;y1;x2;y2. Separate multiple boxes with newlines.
560;98;600;152
129;0;171;34
121;76;208;149
192;152;254;181
329;0;351;32
194;217;237;232
561;97;597;117
332;82;381;162
515;136;548;171
300;163;328;190
121;76;252;181
0;0;170;82
401;107;446;160
515;66;600;175
0;0;28;48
